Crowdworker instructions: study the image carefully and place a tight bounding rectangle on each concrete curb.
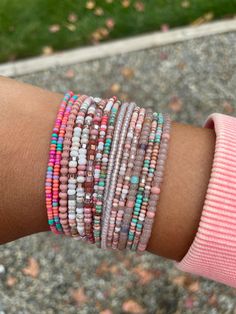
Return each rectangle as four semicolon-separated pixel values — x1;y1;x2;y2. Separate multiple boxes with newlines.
0;19;236;77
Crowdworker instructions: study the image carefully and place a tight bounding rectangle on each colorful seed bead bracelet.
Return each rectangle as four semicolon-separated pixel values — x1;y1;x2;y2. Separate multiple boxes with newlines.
92;98;115;244
45;91;171;253
106;105;140;248
127;112;158;250
111;107;145;249
94;98;120;245
59;95;86;236
45;91;73;234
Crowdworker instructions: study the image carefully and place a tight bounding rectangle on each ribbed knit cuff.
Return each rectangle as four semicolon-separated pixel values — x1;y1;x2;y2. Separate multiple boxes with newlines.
177;113;236;287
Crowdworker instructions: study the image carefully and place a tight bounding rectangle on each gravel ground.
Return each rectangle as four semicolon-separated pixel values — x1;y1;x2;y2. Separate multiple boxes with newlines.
0;32;236;314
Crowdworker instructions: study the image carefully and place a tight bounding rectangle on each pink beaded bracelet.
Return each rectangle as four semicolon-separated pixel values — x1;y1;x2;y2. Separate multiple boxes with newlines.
102;102;136;249
137;113;171;252
94;98;121;245
84;98;107;243
128;112;158;250
118;108;154;250
111;107;145;249
45;91;74;234
107;106;140;248
59;95;87;236
101;102;130;249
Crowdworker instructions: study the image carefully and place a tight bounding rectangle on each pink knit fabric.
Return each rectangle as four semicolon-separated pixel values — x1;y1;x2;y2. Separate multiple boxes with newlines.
177;113;236;287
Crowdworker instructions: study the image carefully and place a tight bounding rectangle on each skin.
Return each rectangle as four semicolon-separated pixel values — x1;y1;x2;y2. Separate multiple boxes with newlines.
0;76;215;261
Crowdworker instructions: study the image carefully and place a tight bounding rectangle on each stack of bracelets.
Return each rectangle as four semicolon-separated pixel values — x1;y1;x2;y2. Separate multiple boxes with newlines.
45;92;171;252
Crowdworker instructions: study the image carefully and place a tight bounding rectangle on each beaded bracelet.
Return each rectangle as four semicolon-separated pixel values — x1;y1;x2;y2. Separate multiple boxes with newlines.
94;98;121;245
117;108;154;250
111;107;145;249
84;98;107;243
131;113;161;250
101;102;130;249
92;98;114;243
78;99;97;240
106;106;140;248
59;95;87;236
45;91;73;233
66;96;91;238
101;102;136;249
45;92;171;254
127;112;158;250
137;113;171;252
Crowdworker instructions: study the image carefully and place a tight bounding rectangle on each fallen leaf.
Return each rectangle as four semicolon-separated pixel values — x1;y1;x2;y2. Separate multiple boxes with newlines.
191;17;205;26
122;258;131;268
110;83;121;93
122;300;146;314
134;1;145;12
223;101;234;114
122;0;130;8
188;281;200;293
106;18;115;29
49;24;60;33
6;276;17;287
96;261;120;276
22;257;40;278
168;96;183;113
181;1;190;8
133;265;156;285
204;12;214;21
86;1;95;9
66;23;76;32
172;274;200;292
161;24;169;32
68;13;78;23
96;261;109;275
172;275;186;287
177;62;186;70
208;293;218;306
65;69;75;78
95;7;104;16
100;27;109;37
71;287;88;306
121;67;134;79
92;31;102;42
92;27;109;42
42;46;53;56
109;264;120;274
192;12;214;26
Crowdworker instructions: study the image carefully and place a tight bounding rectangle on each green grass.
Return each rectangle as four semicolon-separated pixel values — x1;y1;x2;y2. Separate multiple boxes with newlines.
0;0;235;63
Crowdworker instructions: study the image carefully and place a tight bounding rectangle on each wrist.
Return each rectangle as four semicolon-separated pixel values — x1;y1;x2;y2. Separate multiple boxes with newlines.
147;122;215;261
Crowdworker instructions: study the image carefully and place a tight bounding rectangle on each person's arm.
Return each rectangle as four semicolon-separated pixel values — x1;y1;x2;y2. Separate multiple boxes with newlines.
0;76;215;262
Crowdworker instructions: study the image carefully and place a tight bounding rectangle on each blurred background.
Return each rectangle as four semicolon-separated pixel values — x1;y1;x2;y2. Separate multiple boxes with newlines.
0;1;236;314
0;0;235;62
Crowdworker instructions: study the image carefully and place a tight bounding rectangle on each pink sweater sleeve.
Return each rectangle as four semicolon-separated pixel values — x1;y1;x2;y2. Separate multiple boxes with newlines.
177;113;236;287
